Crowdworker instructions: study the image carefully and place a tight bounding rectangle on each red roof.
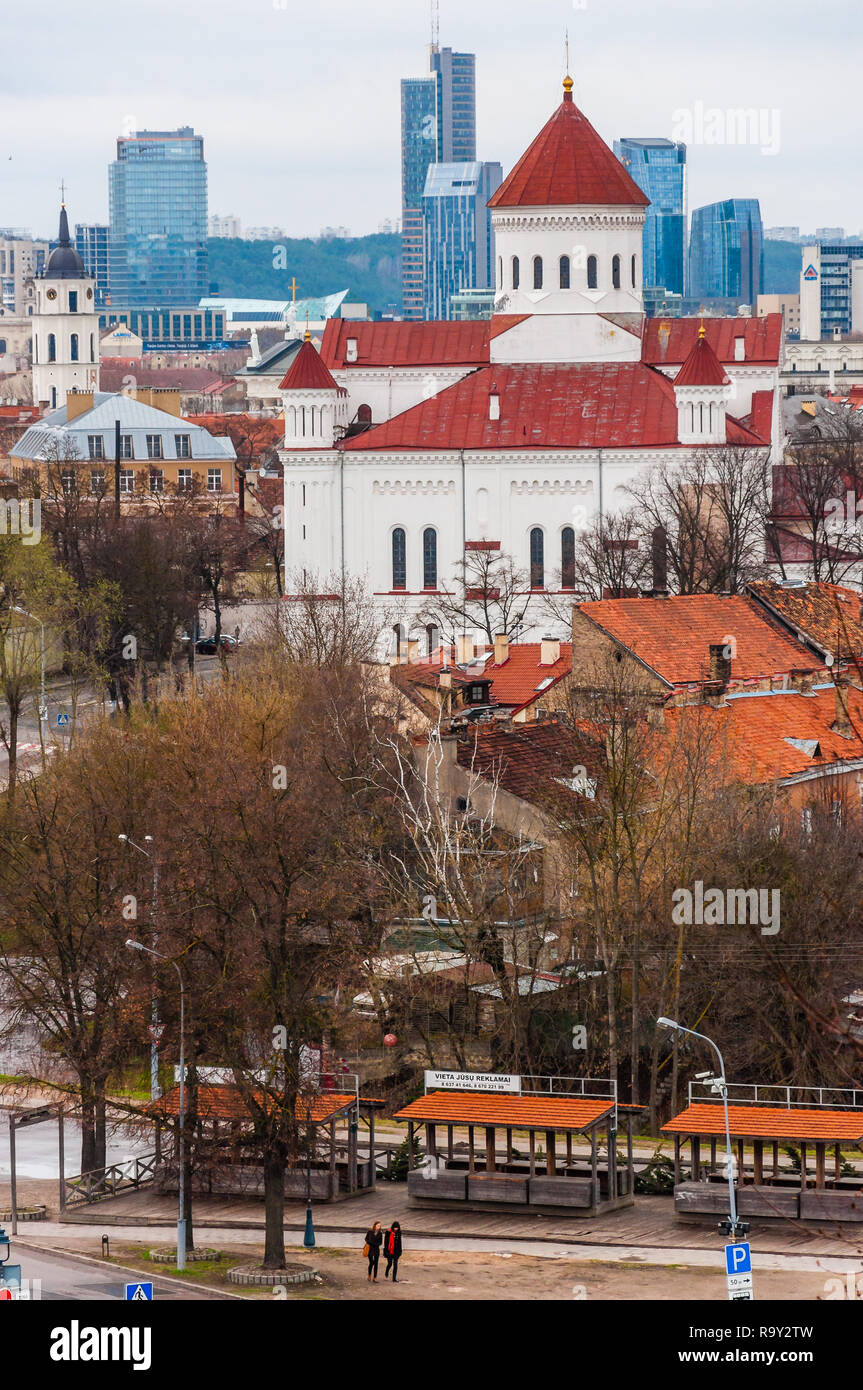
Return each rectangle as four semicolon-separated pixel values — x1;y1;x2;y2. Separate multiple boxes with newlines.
320;318;512;370
488;81;649;210
394;1090;615;1132
342;361;763;453
673;329;731;387
154;1085;358;1124
456;720;595;801
397;641;573;713
662;1102;863;1143
642;315;783;368
279;338;343;392
577;594;822;686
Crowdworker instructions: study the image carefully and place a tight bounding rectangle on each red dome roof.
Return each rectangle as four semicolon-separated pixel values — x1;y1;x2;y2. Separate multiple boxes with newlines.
673;329;731;388
279;339;342;392
488;79;650;211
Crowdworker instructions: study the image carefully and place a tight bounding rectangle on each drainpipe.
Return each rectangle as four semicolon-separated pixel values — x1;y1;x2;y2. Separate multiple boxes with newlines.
597;448;604;526
339;450;345;585
461;449;467;642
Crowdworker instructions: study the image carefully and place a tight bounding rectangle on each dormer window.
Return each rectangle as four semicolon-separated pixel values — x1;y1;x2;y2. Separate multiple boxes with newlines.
346;338;358;363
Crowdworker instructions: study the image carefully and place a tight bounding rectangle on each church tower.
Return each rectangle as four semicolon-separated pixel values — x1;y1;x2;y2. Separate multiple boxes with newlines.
32;203;100;412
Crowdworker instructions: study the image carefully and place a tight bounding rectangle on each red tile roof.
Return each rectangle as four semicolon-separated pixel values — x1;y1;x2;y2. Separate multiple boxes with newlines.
673;329;731;387
488;82;649;210
397;642;573;714
747;581;863;662
455;720;594;801
577;594;821;686
279;338;343;392
664;684;863;784
662;1102;863;1143
642;315;783;367
394;1089;615;1132
320;318;511;370
153;1085;358;1124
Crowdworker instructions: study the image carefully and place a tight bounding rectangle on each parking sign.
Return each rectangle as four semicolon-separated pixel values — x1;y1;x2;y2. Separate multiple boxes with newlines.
725;1243;751;1275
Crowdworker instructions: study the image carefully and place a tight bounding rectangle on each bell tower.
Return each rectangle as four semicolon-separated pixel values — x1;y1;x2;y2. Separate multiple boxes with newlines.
32;202;100;412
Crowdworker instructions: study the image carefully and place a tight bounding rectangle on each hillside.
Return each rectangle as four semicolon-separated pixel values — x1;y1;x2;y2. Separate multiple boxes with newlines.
763;239;801;295
207;234;402;316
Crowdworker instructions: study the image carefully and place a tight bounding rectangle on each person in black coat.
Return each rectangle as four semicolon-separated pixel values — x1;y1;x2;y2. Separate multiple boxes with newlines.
383;1221;403;1282
365;1222;383;1281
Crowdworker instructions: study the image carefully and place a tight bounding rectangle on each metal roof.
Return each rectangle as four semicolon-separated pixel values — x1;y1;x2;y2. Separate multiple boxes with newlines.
13;393;236;463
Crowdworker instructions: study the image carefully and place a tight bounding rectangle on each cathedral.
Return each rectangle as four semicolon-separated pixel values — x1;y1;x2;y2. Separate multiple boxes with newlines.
31;203;100;411
279;77;784;641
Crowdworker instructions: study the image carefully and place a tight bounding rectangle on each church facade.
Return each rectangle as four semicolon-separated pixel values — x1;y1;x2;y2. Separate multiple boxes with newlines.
279;79;784;641
31;204;100;411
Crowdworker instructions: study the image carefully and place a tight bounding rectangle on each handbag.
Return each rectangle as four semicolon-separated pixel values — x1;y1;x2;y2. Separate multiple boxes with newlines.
363;1242;370;1258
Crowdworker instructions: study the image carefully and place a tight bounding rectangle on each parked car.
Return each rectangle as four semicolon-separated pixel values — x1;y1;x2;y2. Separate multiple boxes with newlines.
194;634;239;655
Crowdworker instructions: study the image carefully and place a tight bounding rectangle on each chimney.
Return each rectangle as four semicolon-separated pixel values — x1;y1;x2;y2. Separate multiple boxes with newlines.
708;643;731;684
832;673;853;738
734;335;745;361
66;390;95;422
493;632;510;665
540;636;560;665
489;389;500;421
651;526;668;597
439;670;452;691
455;634;473;665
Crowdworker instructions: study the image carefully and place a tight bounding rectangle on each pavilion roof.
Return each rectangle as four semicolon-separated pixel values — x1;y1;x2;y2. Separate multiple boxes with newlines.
662;1102;863;1144
394;1089;614;1132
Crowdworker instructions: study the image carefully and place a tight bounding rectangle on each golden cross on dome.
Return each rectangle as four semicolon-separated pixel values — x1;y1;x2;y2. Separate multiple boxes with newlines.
565;28;570;72
289;276;298;303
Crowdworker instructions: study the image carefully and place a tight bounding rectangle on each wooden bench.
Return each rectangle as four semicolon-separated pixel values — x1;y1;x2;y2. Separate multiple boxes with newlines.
675;1182;799;1219
800;1189;863;1223
467;1174;529;1204
529;1176;597;1208
407;1170;467;1201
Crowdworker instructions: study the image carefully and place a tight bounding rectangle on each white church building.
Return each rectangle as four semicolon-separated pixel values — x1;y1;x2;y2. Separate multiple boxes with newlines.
279;76;785;641
31;203;100;412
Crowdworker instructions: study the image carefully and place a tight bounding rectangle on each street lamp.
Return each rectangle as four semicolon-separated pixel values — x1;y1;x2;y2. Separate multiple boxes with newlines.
126;939;187;1271
304;1105;316;1249
657;1017;748;1240
119;834;160;1100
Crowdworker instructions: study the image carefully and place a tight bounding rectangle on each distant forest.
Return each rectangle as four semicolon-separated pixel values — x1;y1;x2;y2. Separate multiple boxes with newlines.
207;234;402;316
762;239;801;295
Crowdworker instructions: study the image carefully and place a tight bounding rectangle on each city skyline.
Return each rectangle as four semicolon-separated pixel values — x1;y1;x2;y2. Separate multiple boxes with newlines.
2;0;860;242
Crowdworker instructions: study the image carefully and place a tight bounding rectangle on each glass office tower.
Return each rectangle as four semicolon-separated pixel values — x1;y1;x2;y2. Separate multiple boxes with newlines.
422;161;502;320
688;199;763;304
401;47;476;319
75;224;109;305
109;127;208;308
614;138;686;296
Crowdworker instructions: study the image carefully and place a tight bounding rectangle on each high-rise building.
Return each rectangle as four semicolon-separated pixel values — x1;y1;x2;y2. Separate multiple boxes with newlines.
765;226;800;242
109;127;208;308
799;240;863;340
209;214;241;239
422;161;502;320
688;199;763;305
0;233;48;316
401;45;476;319
614;138;686;296
74;224;109;305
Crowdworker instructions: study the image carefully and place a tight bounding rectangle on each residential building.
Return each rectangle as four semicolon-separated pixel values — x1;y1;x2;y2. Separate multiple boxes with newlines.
798;241;863;340
74;224;109;306
688;199;763;304
208;214;241;239
401;45;477;319
422;161;502;320
31;204;100;410
9;389;237;502
765;226;800;243
0;233;48;316
757;292;800;337
109;126;208;308
319;226;351;240
614;137;686;297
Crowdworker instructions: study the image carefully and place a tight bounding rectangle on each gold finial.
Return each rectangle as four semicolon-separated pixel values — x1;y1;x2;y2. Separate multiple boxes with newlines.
304;307;311;342
563;29;573;99
698;319;706;339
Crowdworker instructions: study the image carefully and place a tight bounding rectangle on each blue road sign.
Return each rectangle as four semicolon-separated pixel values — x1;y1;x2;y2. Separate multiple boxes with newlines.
56;713;70;728
725;1243;751;1276
125;1281;153;1301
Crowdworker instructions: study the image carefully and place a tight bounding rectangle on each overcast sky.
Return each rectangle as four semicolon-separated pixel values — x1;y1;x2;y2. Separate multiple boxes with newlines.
2;0;858;242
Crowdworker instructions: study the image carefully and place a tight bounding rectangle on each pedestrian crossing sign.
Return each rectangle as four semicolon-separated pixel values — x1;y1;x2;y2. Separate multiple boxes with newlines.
125;1282;153;1301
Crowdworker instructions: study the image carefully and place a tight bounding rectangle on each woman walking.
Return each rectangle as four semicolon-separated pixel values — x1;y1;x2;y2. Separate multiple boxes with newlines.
383;1221;402;1283
365;1221;383;1282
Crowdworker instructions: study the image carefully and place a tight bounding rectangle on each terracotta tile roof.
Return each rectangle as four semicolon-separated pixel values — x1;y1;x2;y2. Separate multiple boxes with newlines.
488;84;649;210
664;684;863;784
320;318;503;370
394;1090;615;1132
279;338;344;392
673;330;731;388
642;315;783;368
577;594;821;686
153;1084;357;1124
662;1102;863;1143
455;719;594;801
396;642;573;713
747;581;863;663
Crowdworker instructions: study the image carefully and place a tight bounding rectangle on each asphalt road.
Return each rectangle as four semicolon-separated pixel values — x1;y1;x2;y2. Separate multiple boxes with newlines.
9;1243;224;1301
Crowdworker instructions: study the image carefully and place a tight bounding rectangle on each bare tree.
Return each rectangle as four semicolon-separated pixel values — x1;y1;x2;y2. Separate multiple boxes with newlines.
417;548;534;647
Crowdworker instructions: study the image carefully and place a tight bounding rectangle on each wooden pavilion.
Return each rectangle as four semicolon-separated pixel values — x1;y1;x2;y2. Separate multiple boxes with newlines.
663;1083;863;1225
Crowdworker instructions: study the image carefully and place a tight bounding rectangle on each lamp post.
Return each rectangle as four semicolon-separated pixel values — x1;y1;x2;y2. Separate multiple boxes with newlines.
127;940;186;1271
304;1105;316;1249
119;834;160;1100
657;1016;747;1240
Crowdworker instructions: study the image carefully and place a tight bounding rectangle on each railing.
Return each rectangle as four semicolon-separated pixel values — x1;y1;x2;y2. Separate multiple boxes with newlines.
63;1153;158;1208
521;1074;618;1102
687;1081;863;1110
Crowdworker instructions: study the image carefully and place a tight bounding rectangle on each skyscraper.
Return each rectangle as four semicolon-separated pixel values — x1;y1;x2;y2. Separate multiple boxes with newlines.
422;161;502;320
614;137;686;296
108;127;208;308
75;224;109;305
401;46;476;319
688;199;763;304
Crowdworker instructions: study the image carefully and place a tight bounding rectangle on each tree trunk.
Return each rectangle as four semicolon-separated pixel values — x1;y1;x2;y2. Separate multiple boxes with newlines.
262;1147;287;1269
7;702;18;796
79;1081;97;1173
94;1085;107;1175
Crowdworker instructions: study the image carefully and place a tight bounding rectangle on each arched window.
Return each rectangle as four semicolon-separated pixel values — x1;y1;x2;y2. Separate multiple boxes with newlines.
559;255;570;290
392;528;406;590
512;256;520;290
70;333;79;361
357;403;372;425
533;256;543;290
631;254;637;288
426;623;439;656
498;256;503;287
90;333;95;362
48;333;56;363
561;527;575;589
612;255;621;290
0;339;6;355
530;527;544;589
423;527;437;589
587;256;598;290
